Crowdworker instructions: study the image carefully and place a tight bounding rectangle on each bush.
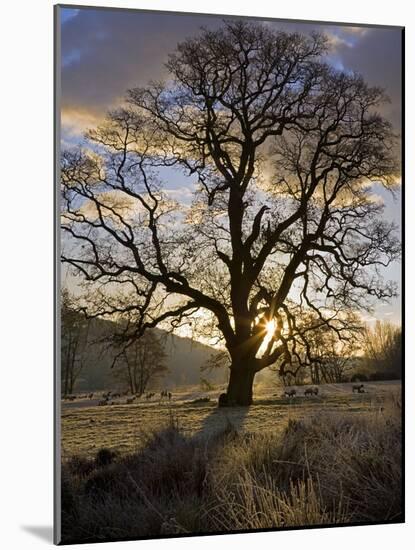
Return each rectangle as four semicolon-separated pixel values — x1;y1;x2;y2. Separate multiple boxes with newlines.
95;448;117;467
368;371;398;382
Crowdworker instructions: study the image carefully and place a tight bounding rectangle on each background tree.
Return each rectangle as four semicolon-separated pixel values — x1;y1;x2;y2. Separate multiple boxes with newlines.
61;22;400;405
113;331;168;395
61;289;90;395
312;333;358;384
304;317;360;384
269;310;360;385
281;361;308;387
362;321;402;379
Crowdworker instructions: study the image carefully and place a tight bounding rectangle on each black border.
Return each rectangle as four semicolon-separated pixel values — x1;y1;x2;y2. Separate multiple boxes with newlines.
401;25;405;528
54;5;405;546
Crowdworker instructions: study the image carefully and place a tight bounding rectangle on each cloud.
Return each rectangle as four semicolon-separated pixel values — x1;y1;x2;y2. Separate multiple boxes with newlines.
60;9;402;141
164;187;194;205
60;9;219;122
62;188;183;229
336;27;402;129
61;105;104;139
61;8;79;25
323;27;370;51
341;26;369;36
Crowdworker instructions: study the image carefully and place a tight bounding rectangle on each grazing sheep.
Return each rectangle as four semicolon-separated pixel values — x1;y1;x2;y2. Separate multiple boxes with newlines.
305;387;319;396
160;390;172;401
284;389;296;398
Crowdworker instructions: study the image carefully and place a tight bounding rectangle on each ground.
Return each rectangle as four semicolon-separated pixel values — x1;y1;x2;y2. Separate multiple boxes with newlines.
61;380;401;457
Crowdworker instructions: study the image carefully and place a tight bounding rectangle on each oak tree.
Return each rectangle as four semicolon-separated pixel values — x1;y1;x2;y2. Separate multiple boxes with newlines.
61;22;400;405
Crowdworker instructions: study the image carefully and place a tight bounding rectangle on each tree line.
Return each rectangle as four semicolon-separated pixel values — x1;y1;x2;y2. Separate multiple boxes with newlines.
279;320;402;386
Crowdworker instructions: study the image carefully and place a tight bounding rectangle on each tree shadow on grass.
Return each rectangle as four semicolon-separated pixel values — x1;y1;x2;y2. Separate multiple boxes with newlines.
194;404;250;440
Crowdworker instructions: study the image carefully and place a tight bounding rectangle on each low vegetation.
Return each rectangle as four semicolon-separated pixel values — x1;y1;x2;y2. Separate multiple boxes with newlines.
61;392;401;543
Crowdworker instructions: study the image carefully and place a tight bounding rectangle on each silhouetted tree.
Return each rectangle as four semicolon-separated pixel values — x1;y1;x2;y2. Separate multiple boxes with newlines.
297;312;361;384
363;321;402;379
61;22;400;405
61;289;90;395
312;331;359;384
113;331;168;395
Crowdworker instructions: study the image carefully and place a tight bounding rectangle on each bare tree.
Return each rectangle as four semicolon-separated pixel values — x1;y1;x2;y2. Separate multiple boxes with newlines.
310;326;359;384
61;22;400;405
61;289;90;395
268;309;361;385
113;330;168;395
362;321;402;379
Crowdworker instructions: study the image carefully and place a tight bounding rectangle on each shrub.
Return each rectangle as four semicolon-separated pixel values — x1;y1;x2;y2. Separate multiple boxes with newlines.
95;448;117;467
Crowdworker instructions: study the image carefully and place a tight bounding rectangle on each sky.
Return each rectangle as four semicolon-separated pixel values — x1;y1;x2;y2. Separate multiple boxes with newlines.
59;6;403;325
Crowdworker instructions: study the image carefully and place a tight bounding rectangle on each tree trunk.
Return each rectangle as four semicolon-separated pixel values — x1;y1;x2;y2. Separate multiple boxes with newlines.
223;365;256;406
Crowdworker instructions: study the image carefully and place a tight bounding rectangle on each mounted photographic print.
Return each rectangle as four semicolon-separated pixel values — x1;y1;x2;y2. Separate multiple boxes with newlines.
54;4;404;545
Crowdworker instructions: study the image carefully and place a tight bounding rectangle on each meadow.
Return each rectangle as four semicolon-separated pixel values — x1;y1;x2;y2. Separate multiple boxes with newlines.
60;381;402;543
61;381;401;456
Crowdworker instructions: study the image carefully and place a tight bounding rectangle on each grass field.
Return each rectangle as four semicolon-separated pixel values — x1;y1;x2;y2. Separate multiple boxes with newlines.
61;380;401;457
60;380;402;543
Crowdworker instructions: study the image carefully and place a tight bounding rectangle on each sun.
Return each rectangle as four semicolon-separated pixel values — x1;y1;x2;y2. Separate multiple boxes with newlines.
265;319;276;338
257;318;277;357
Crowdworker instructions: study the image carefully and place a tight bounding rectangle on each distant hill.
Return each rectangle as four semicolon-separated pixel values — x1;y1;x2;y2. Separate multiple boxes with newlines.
66;316;226;392
157;332;227;388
